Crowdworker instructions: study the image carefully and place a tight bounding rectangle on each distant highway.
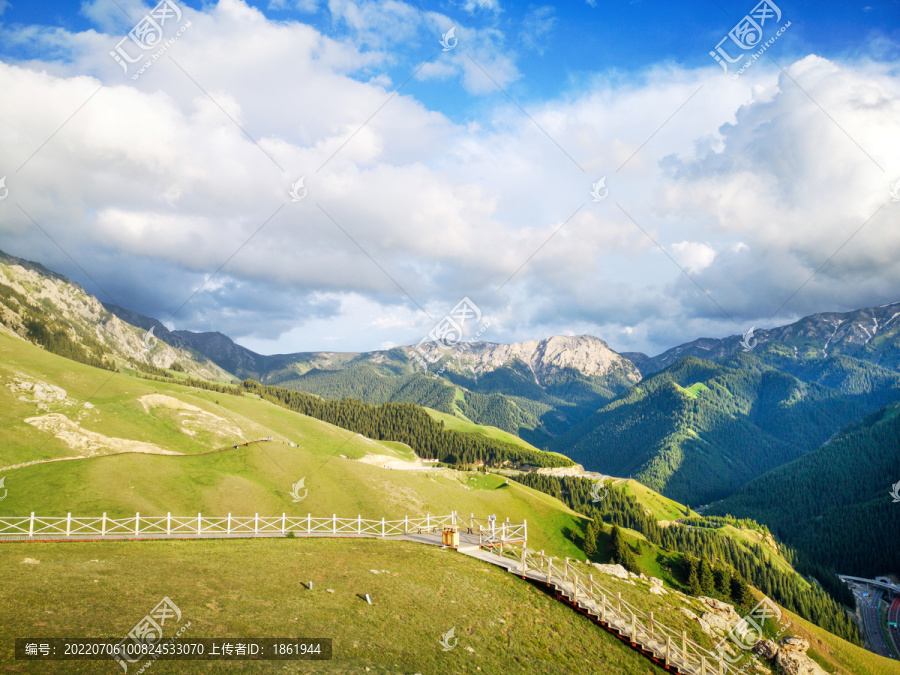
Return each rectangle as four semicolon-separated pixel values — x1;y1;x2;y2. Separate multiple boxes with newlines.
889;597;900;659
850;585;893;658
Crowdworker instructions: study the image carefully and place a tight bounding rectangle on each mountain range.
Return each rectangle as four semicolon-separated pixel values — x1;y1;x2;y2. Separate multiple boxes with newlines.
2;249;899;566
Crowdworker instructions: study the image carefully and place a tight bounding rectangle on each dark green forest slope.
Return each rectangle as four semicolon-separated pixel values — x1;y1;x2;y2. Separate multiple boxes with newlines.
552;357;869;505
707;401;900;578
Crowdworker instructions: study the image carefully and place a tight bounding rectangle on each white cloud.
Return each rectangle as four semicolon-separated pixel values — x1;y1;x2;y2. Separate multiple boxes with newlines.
0;3;898;357
671;241;716;274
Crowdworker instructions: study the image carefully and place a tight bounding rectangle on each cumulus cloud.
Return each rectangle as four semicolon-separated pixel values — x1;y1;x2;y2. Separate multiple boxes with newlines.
0;2;897;357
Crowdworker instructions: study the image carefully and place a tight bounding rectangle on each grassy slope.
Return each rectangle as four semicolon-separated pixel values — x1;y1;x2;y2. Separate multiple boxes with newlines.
617;479;698;521
2;332;894;673
0;331;587;559
425;407;545;453
765;596;900;675
0;539;660;675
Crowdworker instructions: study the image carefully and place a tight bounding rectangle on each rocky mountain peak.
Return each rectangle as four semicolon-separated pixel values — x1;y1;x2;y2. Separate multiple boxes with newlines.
456;334;641;384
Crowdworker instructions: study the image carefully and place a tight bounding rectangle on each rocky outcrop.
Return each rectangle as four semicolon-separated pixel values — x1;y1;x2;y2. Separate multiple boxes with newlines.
591;563;631;580
454;335;642;385
698;596;743;634
772;637;828;675
751;636;828;675
753;639;779;660
0;253;226;379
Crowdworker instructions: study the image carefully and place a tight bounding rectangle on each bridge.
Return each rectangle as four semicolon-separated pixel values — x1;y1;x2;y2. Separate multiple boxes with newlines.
0;511;749;674
839;575;900;597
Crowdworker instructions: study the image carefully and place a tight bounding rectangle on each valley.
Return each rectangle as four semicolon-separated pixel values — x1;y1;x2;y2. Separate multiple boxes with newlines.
1;250;899;675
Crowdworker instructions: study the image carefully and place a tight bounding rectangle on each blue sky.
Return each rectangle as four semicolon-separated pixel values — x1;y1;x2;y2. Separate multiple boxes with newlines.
0;0;898;356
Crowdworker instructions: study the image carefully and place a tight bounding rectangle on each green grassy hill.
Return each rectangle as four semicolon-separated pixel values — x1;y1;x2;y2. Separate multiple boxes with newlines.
0;329;585;558
0;538;661;675
2;327;896;674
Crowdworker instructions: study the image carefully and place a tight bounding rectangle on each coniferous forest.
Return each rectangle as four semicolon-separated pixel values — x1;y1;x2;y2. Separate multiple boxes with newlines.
512;473;860;645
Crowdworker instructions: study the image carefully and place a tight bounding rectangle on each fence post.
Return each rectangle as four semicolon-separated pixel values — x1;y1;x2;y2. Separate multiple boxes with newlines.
682;631;687;663
451;511;456;526
665;636;671;667
630;610;636;641
358;515;362;534
332;514;336;534
547;558;553;582
601;593;607;619
649;611;654;639
617;592;622;612
135;512;140;536
564;558;569;580
227;513;231;535
381;517;385;537
254;513;259;535
166;513;171;536
521;547;527;577
29;512;34;538
307;513;311;533
701;656;707;675
101;512;107;537
197;513;202;535
404;515;408;534
281;513;286;534
427;513;430;531
502;521;507;542
523;519;527;545
66;513;71;537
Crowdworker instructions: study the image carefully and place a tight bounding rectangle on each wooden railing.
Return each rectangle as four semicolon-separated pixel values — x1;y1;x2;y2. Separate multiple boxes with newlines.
486;543;743;675
0;511;526;543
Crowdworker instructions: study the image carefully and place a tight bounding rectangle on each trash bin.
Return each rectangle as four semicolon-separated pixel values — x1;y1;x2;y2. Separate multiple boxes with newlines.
442;526;459;548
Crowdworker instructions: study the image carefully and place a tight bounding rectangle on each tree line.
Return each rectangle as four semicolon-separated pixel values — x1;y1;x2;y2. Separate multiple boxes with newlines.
512;473;860;645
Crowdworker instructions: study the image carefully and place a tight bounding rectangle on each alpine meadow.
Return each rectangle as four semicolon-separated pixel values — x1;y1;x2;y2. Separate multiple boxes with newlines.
1;1;900;674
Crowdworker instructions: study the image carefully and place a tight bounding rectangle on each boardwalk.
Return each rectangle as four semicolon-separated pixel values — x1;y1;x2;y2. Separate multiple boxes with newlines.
1;512;739;674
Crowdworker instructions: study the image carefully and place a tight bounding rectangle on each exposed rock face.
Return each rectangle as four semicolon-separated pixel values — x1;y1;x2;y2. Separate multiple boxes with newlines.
773;636;828;675
0;253;226;379
698;596;743;634
753;639;779;660
454;335;642;385
648;577;667;595
591;563;630;580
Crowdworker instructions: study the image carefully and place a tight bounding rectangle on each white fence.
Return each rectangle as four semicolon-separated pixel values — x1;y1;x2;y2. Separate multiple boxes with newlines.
0;511;526;543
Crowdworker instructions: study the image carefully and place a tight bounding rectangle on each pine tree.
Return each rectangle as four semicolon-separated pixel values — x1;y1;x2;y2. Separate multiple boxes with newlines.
700;558;715;594
584;520;598;558
714;565;732;595
688;565;702;596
